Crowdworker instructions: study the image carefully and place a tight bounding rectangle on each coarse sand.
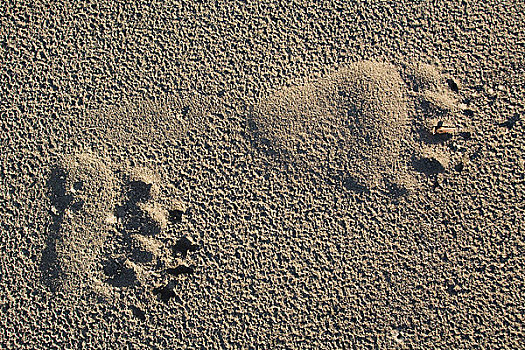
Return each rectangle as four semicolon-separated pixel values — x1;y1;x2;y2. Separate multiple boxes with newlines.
1;1;524;349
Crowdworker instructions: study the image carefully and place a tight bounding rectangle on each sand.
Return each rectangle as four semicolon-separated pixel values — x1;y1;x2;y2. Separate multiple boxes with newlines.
1;1;524;349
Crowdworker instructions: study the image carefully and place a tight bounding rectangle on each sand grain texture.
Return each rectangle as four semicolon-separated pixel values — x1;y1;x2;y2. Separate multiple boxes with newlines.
1;1;524;349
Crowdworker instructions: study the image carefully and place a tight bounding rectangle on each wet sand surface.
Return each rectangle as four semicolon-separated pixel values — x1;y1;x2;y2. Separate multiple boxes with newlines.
1;1;524;348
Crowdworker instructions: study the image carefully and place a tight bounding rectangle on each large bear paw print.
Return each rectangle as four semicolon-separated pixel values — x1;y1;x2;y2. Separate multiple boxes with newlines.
41;153;202;315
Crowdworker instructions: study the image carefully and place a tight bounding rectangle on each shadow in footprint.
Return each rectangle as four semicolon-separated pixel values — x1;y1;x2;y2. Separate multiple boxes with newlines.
130;305;146;321
128;180;152;203
172;236;200;259
131;247;154;264
115;180;161;237
40;167;72;291
341;175;369;194
383;180;408;198
166;265;194;276
416;127;453;145
102;178;161;286
103;257;137;288
418;96;452;119
153;284;182;304
412;156;445;175
168;208;184;224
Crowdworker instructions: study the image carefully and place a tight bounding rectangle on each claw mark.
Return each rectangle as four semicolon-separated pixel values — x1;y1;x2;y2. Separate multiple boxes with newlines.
130;305;146;321
173;236;200;258
153;284;181;303
446;78;459;93
166;265;194;276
